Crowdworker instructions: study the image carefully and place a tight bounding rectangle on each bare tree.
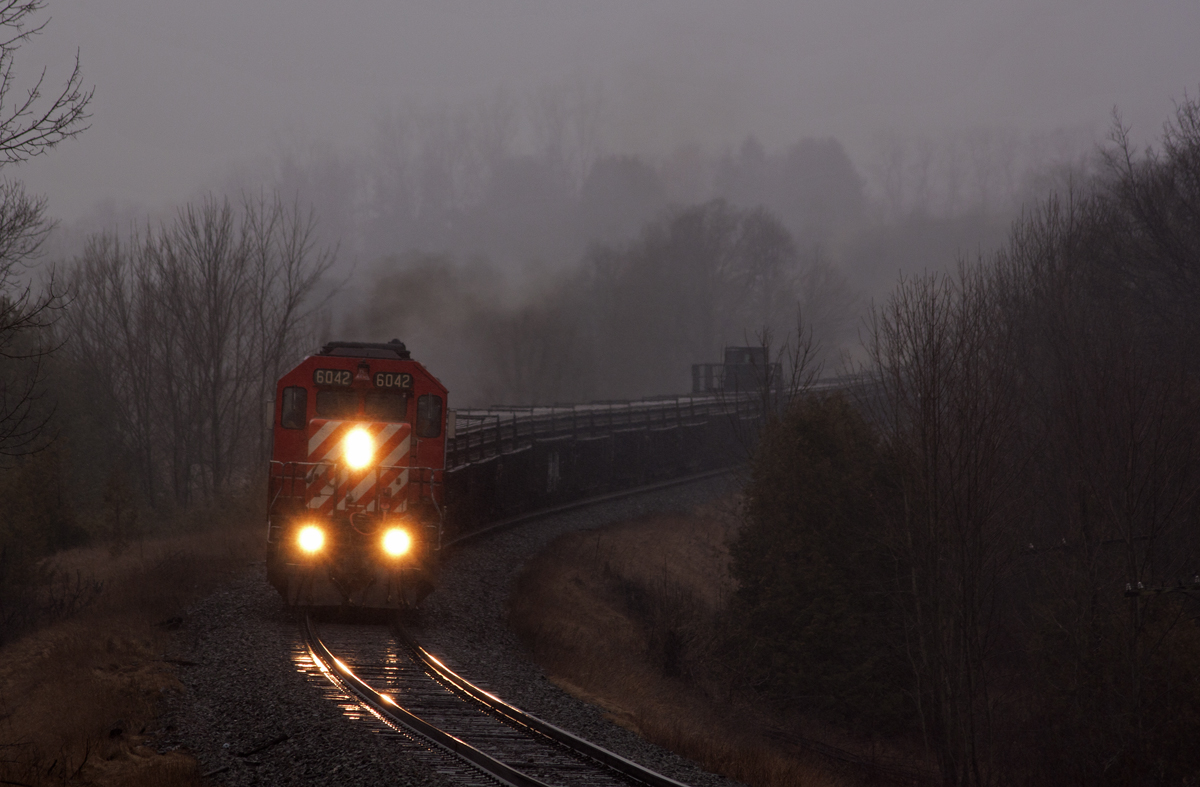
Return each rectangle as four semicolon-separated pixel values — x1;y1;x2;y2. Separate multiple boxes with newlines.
996;174;1200;780
66;194;334;507
867;260;1024;786
734;205;798;329
0;181;57;455
243;192;336;461
0;1;91;456
66;232;160;497
532;78;605;189
0;1;91;165
472;301;584;405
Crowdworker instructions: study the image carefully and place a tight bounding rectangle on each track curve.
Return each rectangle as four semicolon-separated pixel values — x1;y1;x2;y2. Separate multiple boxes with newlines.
295;469;740;786
304;615;691;787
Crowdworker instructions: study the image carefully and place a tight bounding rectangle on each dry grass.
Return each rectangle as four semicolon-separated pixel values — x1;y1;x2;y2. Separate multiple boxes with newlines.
510;499;879;787
0;520;263;786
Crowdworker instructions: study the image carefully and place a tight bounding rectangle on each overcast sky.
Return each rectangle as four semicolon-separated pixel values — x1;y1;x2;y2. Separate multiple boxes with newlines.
14;0;1200;223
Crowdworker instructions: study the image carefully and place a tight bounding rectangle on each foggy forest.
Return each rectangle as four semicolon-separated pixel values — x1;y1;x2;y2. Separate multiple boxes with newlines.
0;1;1199;785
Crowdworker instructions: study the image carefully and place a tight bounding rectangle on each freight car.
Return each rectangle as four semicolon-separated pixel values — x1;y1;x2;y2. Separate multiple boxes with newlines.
266;339;796;610
266;340;447;609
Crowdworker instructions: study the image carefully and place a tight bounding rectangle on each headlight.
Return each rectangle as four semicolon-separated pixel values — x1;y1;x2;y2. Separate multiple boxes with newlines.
297;525;325;554
344;427;374;470
381;528;411;557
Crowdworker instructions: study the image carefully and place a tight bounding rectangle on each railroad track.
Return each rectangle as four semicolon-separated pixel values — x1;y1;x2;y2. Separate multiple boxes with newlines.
293;469;736;785
302;615;690;787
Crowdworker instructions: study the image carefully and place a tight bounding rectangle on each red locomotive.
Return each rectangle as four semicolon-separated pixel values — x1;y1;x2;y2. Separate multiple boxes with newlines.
266;340;447;609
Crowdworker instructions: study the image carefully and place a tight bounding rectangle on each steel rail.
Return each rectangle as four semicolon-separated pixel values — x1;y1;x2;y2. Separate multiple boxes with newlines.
302;614;553;787
302;469;734;786
393;624;693;787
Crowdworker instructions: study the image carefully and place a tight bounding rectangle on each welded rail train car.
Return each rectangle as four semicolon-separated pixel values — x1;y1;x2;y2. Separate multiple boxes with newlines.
265;339;850;610
266;340;448;609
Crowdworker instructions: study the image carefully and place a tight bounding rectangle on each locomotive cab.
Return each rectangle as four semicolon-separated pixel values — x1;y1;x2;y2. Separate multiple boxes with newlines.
266;340;447;609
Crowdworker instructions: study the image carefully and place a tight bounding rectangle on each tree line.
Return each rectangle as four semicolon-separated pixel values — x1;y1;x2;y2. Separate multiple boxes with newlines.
729;100;1200;785
0;191;334;642
64;194;334;508
354;198;857;406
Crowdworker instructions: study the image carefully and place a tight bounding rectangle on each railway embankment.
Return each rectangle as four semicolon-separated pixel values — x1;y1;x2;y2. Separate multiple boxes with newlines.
416;472;745;787
507;503;906;787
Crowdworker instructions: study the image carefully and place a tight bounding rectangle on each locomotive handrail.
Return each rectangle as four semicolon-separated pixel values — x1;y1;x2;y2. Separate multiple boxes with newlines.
268;460;447;475
268;459;446;510
269;459;447;472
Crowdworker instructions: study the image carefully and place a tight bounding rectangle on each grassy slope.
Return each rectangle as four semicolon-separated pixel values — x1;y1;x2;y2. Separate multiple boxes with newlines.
508;502;868;787
0;523;262;786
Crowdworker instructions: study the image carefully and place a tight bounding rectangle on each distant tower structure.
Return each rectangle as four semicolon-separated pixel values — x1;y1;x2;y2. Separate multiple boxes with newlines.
691;346;780;394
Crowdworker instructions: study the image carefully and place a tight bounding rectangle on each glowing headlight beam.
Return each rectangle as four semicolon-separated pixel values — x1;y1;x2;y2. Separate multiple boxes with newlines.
382;528;411;557
298;525;325;553
344;427;374;470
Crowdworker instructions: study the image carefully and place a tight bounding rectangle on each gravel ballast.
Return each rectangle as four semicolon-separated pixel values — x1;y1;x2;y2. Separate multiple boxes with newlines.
162;473;746;787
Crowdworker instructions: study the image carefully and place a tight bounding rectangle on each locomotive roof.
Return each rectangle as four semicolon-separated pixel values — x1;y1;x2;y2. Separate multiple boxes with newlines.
318;340;412;360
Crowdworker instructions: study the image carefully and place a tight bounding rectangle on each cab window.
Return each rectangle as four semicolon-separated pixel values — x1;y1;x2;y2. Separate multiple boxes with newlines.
281;386;307;429
365;392;407;422
416;394;442;438
316;390;359;418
